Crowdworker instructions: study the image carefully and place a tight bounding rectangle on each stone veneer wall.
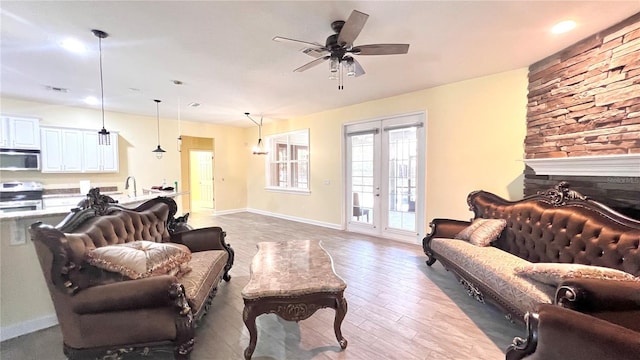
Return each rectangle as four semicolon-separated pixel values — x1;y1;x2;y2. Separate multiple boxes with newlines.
524;12;640;217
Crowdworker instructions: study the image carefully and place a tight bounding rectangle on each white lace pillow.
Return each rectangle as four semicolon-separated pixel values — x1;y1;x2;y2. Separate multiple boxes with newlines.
455;218;507;246
514;263;640;286
86;240;191;279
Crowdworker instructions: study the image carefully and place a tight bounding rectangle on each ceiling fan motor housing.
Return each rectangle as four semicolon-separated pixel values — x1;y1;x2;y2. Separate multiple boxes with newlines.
331;20;345;34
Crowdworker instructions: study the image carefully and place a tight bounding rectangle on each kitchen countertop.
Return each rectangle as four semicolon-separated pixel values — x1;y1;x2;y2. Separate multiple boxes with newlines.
0;191;189;221
42;191;123;199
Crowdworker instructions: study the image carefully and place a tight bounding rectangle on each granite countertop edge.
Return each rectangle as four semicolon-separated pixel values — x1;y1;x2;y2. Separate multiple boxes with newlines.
1;191;189;221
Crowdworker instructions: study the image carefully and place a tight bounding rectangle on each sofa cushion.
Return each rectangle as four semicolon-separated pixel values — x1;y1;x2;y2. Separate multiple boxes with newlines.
180;250;228;316
86;241;191;279
455;219;507;246
431;238;555;314
514;263;640;286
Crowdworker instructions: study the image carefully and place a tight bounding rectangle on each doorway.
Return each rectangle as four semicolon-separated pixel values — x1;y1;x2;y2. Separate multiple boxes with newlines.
189;150;214;211
345;112;426;243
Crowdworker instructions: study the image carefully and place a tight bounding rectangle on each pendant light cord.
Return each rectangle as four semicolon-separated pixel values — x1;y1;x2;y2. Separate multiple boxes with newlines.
156;101;160;144
99;36;105;128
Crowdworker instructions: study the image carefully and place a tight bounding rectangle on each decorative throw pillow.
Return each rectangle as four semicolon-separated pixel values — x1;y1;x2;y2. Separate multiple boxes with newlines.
455;218;507;246
86;240;192;279
514;263;640;286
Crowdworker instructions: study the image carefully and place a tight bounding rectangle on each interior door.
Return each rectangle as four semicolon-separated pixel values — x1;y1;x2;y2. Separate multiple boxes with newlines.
345;112;425;243
189;150;214;210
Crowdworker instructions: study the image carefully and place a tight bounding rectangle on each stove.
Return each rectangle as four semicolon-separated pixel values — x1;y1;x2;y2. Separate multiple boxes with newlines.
0;181;44;213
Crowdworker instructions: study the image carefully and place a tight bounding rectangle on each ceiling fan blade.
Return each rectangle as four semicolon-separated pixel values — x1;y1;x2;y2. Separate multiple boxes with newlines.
337;10;369;47
273;36;323;48
293;56;330;72
352;58;366;77
302;47;330;58
352;44;410;55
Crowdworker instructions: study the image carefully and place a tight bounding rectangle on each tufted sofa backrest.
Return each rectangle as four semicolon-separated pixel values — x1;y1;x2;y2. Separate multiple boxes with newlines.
468;189;640;277
62;202;171;266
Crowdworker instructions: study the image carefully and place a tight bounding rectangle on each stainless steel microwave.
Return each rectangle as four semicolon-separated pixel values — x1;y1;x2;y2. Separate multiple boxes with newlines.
0;149;41;171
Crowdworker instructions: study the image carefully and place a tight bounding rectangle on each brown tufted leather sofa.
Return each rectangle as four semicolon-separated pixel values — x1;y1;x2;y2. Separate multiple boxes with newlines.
422;182;640;359
30;193;234;360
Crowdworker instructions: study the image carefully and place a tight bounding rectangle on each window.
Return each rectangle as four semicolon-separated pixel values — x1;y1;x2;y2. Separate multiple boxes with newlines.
265;129;309;191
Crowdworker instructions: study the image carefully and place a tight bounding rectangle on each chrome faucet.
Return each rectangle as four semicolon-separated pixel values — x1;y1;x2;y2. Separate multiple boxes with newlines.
125;176;137;197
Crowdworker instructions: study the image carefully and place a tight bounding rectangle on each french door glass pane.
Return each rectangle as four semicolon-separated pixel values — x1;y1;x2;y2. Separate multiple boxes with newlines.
351;134;374;224
388;127;416;231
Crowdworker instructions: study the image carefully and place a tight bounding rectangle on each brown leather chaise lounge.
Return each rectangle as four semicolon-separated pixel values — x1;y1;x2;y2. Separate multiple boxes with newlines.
422;182;640;359
30;189;234;359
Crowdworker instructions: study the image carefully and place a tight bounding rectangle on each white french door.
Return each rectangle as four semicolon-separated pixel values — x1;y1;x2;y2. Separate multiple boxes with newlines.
345;112;425;243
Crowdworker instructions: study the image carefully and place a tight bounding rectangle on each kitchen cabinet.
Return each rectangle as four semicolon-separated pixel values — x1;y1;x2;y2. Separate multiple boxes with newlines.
83;131;118;172
40;127;118;173
41;128;83;172
0;116;40;150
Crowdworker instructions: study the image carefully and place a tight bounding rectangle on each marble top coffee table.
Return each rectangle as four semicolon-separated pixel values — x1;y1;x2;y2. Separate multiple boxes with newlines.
241;240;348;359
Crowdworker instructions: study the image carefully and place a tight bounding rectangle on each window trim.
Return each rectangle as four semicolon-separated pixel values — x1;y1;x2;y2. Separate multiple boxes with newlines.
264;129;310;193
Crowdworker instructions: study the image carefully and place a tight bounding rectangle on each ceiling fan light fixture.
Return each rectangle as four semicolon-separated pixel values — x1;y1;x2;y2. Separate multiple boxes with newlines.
345;57;356;77
330;57;339;73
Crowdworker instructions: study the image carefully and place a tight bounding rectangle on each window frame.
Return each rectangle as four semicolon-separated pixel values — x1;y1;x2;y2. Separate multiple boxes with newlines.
264;129;310;193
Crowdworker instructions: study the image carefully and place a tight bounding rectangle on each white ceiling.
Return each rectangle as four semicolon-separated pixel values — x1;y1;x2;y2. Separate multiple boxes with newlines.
2;1;639;127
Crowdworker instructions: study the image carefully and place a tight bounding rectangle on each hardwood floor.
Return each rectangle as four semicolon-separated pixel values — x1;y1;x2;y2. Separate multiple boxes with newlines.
1;211;524;359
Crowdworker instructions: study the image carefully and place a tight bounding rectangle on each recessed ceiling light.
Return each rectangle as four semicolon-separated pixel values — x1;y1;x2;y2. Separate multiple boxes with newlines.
60;38;86;53
84;96;99;105
188;102;200;108
552;20;576;34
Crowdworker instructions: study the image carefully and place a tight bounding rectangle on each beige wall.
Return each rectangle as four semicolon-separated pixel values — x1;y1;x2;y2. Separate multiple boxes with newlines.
246;68;528;225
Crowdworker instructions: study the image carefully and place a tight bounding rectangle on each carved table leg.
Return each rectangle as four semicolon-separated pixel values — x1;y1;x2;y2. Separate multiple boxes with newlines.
334;295;348;349
242;304;258;360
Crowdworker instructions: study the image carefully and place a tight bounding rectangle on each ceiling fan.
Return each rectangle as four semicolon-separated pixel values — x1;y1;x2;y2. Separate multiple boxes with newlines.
273;10;410;89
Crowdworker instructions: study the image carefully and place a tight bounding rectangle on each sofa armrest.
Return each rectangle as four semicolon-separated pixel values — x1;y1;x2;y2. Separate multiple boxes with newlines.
428;218;470;239
71;275;187;314
422;218;470;266
506;304;640;360
170;226;235;282
170;226;226;252
555;278;640;312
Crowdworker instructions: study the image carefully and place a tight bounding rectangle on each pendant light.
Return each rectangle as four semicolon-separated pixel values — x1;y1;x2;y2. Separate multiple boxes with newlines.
152;99;166;159
244;112;268;155
92;29;111;145
173;80;183;152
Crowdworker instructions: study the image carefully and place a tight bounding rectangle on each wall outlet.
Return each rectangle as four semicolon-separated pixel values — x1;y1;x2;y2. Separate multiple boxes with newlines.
323;179;330;185
8;220;28;246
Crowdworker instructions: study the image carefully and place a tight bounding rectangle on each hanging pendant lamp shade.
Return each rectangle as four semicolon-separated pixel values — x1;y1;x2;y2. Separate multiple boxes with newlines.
245;112;268;155
92;29;111;145
152;99;166;159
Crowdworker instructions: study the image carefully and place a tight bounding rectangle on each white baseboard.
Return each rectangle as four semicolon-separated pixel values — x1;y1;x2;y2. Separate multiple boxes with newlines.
246;208;343;230
1;313;58;341
213;208;247;216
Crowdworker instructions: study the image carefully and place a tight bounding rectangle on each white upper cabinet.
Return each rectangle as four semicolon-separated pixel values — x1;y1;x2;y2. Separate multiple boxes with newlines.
0;118;9;148
41;126;118;173
40;127;63;172
1;116;40;149
82;131;118;173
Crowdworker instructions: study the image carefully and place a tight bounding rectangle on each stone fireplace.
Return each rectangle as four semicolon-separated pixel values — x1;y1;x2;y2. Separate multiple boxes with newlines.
524;12;640;218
